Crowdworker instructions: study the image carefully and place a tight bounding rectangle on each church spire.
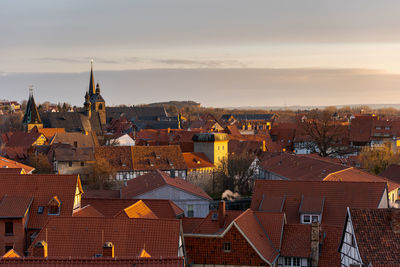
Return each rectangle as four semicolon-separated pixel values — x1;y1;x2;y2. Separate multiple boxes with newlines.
23;87;43;131
89;59;96;96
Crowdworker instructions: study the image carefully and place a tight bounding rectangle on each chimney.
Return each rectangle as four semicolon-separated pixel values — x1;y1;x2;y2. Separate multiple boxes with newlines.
310;221;319;267
218;200;226;228
103;242;114;258
167;128;171;134
33;240;48;258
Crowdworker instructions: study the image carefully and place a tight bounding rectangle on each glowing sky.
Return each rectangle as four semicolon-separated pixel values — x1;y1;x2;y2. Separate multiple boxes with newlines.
1;0;400;107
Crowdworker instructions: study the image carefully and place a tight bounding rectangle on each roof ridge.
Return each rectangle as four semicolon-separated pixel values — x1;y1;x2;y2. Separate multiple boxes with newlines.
323;167;353;180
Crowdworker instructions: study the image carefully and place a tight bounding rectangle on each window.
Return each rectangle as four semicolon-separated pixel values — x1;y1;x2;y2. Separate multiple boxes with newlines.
385;126;391;130
48;205;60;215
5;222;13;236
376;126;381;130
80;161;85;166
5;245;13;253
73;141;78;148
223;242;231;252
37;206;44;214
218;146;220;150
303;215;311;223
284;257;291;265
187;205;194;217
293;257;300;266
68;161;72;167
312;215;319;222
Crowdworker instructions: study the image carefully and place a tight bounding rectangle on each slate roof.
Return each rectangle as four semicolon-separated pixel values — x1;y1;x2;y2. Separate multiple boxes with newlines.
0;156;34;173
343;208;400;265
106;106;168;122
82;198;184;219
121;170;212;200
50;145;94;162
22;94;41;125
0;195;33;218
40;111;103;136
251;180;387;226
0;173;81;229
28;217;181;258
183;152;215;169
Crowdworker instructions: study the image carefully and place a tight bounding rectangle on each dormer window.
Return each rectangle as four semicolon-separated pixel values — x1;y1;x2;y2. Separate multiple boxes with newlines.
48;196;61;215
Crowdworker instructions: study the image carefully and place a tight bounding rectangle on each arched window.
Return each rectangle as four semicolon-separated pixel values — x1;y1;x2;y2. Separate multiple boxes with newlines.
98;103;103;110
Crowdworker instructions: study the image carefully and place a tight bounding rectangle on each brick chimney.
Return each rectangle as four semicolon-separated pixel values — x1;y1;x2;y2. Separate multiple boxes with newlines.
33;240;48;258
218;200;226;228
310;221;319;267
103;242;114;258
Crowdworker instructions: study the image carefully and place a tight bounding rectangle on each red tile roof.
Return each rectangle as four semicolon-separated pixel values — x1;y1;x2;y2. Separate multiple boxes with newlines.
183;152;214;169
259;153;349;181
324;167;400;192
181;217;203;233
114;200;158;219
318;225;342;267
0;195;33;218
380;164;400;184
233;210;284;264
28;217;181;258
0;257;184;266
5;131;43;147
280;224;311;257
192;210;243;234
251;180;387;226
94;146;133;171
349;115;377;143
121;170;211;200
72;205;104;217
0;173;81;229
343;208;400;265
132;145;187;171
82;189;120;199
0;156;35;173
82;198;184;219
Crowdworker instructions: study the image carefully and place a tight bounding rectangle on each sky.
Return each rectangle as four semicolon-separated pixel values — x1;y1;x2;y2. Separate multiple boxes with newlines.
2;0;400;107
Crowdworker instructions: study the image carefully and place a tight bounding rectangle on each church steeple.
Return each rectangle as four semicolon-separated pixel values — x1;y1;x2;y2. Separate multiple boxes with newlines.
23;87;43;131
89;59;96;96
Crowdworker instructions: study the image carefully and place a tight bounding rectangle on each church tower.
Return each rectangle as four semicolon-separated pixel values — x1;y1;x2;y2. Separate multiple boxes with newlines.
86;60;106;125
22;88;43;131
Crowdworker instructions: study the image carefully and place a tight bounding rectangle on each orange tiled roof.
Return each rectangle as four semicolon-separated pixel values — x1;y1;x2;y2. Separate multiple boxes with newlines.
318;225;342;267
183;152;214;169
181;217;203;233
5;131;43;147
0;156;34;173
0;173;81;229
192;210;243;234
324;167;400;192
95;146;133;170
73;205;104;217
251;180;387;226
132;145;187;171
28;217;181;258
115;200;158;219
36;128;65;140
82;198;183;219
121;170;211;200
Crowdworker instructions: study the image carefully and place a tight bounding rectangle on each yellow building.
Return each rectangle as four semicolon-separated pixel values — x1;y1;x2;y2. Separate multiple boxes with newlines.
192;133;229;166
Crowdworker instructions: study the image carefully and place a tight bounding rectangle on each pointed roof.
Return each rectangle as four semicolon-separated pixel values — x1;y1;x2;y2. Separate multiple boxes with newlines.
22;90;42;124
2;249;21;259
115;200;158;219
89;60;96;96
139;248;151;258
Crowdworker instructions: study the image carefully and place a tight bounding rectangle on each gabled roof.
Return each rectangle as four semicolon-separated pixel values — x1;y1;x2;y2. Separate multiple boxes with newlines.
191;210;243;234
0;156;34;173
132;145;187;171
259;153;349;181
183;152;214;169
51;132;97;148
73;205;104;217
28;217;181;258
343;208;400;265
5;131;43;147
82;198;183;219
251;180;387;226
0;173;81;229
51;145;94;162
380;164;400;184
324;167;400;192
121;170;211;200
0;195;33;218
2;249;21;259
35;128;65;140
114;200;158;219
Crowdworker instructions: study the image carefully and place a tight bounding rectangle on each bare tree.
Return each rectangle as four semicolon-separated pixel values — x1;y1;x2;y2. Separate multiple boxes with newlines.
360;143;399;174
298;109;348;157
86;157;117;189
